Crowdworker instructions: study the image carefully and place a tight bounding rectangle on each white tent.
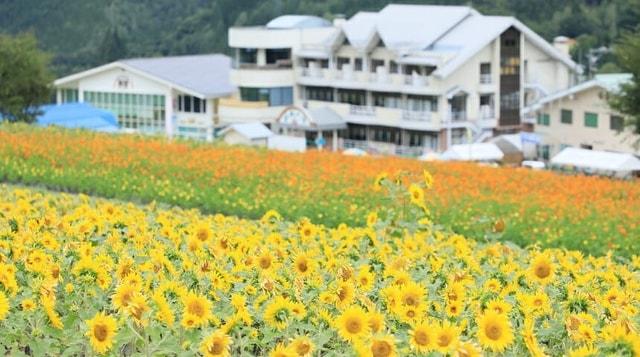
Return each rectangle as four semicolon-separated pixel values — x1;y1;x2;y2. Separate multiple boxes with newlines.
267;135;307;153
441;143;504;162
550;147;640;175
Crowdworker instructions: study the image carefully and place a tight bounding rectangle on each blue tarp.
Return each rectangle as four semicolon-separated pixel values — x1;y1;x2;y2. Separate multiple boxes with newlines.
36;103;119;132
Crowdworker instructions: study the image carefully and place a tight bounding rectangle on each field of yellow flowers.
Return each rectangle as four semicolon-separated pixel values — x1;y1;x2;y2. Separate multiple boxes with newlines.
1;176;639;356
0;124;639;257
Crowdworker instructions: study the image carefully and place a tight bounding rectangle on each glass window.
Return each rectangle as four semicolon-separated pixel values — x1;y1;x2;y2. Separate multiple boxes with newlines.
480;63;491;74
354;58;363;71
239;48;257;64
305;86;333;102
584;112;598;128
610;115;624;131
372;92;401;108
337;57;350;70
389;61;399;74
560;109;572;124
537;113;550;126
184;96;191;112
193;97;201;113
337;89;366;105
370;59;385;73
83;91;165;133
266;48;291;65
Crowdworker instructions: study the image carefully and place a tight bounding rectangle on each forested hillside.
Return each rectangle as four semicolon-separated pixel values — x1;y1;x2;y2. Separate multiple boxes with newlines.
0;0;637;76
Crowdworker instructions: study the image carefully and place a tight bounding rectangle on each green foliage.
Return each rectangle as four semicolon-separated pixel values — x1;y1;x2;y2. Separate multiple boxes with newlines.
0;0;638;76
608;0;640;141
0;33;52;123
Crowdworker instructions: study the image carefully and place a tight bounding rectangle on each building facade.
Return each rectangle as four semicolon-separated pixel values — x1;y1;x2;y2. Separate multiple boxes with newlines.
524;74;639;159
54;54;234;140
225;5;579;154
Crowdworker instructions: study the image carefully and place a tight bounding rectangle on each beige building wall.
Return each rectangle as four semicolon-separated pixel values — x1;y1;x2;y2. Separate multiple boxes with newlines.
535;86;639;156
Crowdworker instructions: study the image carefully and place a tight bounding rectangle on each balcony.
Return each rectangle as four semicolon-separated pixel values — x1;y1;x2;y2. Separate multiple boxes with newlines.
479;105;495;119
480;73;492;84
342;139;429;157
349;105;376;117
449;110;467;122
297;67;435;92
232;60;293;69
401;110;431;122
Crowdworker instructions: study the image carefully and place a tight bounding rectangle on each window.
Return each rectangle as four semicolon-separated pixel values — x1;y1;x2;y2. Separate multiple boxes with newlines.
610;115;624;131
354;58;363;71
538;145;550;160
537;113;550;126
84;91;165;132
370;59;385;73
389;61;399;74
580;144;593;150
61;89;79;103
305;86;333;102
319;59;329;69
239;48;257;64
337;57;350;70
584;112;598;128
239;87;293;106
265;48;291;65
480;63;491;84
177;95;207;113
372;92;401;108
560;109;572;124
337;89;366;105
407;95;438;112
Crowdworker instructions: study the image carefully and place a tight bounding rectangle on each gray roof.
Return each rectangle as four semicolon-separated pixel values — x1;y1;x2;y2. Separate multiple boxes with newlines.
319;4;578;78
219;122;273;139
307;107;347;130
121;54;234;99
266;15;331;29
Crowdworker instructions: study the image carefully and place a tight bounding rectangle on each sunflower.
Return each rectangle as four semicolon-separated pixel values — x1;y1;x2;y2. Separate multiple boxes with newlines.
369;335;396;357
264;296;293;330
408;184;425;207
357;268;376;292
335;281;355;308
409;322;434;353
257;251;274;270
367;311;386;334
456;341;482;357
0;292;9;320
423;170;434;189
399;281;424;307
200;329;233;357
293;253;314;276
485;298;512;315
194;222;212;242
269;343;296;357
112;284;138;311
289;336;314;357
434;322;460;354
86;312;118;354
21;298;36;312
335;306;370;342
476;311;514;352
529;253;555;284
182;291;212;327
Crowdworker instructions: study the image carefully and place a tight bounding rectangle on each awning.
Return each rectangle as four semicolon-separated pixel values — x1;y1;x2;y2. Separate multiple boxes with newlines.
550;147;640;172
441;143;504;162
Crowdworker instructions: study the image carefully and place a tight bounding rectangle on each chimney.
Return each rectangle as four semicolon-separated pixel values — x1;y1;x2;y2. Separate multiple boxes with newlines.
553;36;572;56
333;14;346;27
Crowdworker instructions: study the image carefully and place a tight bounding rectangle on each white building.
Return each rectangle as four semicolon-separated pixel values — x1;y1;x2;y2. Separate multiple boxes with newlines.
54;54;234;140
219;122;273;147
524;73;639;159
225;5;579;154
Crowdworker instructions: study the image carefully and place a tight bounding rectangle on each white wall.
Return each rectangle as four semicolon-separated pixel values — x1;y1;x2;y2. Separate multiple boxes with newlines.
535;86;640;155
77;67;168;95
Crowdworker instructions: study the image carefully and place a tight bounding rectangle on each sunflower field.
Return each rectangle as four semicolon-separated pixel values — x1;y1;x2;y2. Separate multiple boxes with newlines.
1;124;639;257
1;173;639;356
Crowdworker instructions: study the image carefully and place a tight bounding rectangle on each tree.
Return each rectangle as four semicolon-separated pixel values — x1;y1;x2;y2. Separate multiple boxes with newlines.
0;33;53;123
97;27;127;63
608;0;640;140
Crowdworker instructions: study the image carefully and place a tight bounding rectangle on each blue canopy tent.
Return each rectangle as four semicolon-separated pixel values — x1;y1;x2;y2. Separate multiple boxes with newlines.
36;103;119;132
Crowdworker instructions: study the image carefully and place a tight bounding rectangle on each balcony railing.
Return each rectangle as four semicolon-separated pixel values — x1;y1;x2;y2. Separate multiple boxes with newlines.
480;73;492;84
342;139;429;157
479;105;495;119
449;110;467;121
401;110;431;122
404;74;428;86
349;105;376;117
233;61;293;70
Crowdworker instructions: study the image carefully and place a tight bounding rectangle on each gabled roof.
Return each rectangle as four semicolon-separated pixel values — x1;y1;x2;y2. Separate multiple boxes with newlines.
441;143;504;161
430;16;579;78
54;54;235;99
523;73;632;113
219;122;273;140
314;4;579;79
